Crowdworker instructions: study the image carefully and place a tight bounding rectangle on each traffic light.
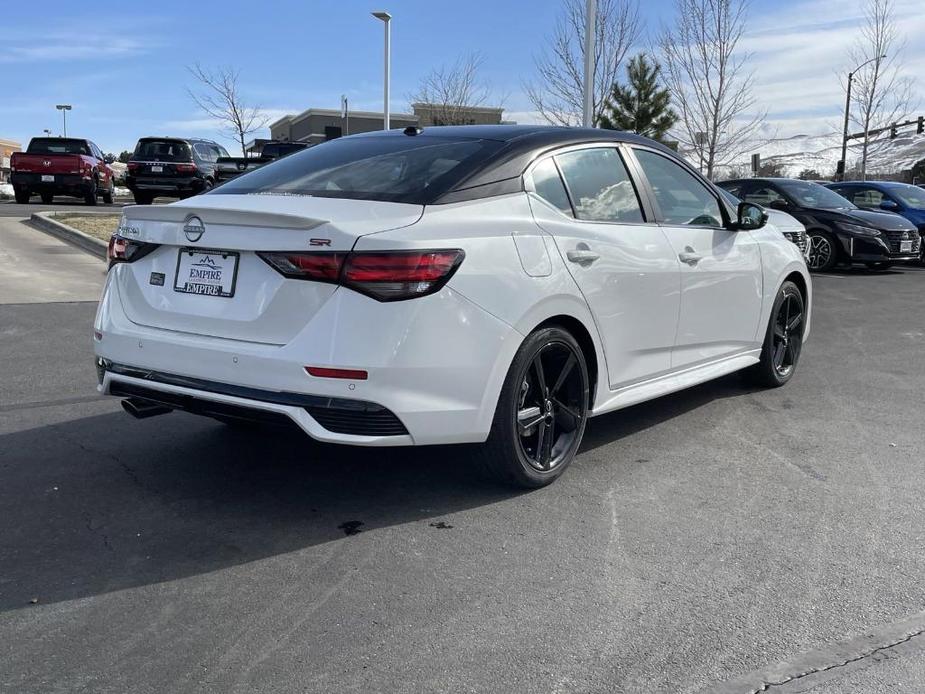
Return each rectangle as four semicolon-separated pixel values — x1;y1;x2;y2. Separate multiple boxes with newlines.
918;116;924;135
890;123;897;139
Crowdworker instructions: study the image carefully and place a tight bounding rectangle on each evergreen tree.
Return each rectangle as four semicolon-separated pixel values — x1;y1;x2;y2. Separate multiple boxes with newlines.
599;54;677;143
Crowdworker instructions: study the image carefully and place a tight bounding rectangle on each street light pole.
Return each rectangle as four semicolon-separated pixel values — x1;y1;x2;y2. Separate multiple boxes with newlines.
839;54;885;181
372;11;391;130
55;104;72;137
582;0;596;127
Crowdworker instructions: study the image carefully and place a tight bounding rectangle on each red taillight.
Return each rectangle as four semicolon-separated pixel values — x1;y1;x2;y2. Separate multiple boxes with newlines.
127;162;140;172
258;252;347;281
107;234;158;267
305;366;368;380
257;249;464;301
343;250;464;301
175;163;197;173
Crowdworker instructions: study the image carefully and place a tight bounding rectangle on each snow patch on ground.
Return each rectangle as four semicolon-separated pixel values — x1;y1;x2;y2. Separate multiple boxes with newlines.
114;186;131;197
0;183;14;200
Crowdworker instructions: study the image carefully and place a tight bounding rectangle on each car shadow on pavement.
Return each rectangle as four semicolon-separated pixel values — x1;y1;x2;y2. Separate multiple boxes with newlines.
0;411;515;611
0;372;760;612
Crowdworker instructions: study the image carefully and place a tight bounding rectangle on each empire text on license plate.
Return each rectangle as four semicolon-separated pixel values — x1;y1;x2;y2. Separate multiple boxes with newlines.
174;249;239;297
901;240;913;253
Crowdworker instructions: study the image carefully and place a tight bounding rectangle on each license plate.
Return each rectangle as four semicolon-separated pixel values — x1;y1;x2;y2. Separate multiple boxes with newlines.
151;165;163;173
173;249;239;298
901;240;913;253
41;175;54;182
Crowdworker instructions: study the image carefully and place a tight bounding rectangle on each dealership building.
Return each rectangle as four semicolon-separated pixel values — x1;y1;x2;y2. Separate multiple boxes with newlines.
0;138;22;183
268;103;507;147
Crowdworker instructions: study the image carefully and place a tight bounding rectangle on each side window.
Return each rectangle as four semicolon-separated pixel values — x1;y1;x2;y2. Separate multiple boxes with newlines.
194;144;216;163
527;157;573;216
744;185;786;206
851;188;884;207
634;149;723;226
555;148;644;223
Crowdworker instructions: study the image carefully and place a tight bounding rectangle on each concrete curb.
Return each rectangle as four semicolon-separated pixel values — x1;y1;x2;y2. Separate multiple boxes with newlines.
29;211;111;261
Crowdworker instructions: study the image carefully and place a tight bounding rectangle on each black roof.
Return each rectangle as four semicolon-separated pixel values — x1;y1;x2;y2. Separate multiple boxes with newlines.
354;124;675;201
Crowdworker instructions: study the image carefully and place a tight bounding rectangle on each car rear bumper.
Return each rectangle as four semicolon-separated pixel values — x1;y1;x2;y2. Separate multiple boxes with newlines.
93;269;524;446
127;174;205;195
11;172;93;195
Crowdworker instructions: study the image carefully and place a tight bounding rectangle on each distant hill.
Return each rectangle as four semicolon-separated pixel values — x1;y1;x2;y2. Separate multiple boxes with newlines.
712;130;925;180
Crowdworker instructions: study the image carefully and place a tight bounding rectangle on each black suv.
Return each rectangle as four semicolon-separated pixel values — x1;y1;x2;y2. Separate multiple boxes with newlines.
718;178;920;271
126;137;230;204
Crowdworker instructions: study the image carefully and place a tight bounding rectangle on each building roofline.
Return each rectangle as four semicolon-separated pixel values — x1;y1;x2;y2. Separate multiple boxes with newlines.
271;108;419;129
411;102;505;114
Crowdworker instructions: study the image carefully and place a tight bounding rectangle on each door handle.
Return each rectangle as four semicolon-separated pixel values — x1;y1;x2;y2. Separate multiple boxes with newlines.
678;250;702;266
567;249;600;264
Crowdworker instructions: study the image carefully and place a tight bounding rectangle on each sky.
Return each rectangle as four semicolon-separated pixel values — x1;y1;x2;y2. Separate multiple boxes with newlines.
1;0;922;155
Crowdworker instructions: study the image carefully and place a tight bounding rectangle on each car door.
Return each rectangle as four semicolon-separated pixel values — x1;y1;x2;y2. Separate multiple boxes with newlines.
628;147;763;368
527;145;681;388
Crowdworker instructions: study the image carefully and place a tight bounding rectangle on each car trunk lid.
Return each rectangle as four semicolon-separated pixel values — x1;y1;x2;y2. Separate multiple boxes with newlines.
114;194;423;344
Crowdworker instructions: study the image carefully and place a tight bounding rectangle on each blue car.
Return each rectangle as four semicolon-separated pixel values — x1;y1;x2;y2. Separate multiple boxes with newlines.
826;181;925;261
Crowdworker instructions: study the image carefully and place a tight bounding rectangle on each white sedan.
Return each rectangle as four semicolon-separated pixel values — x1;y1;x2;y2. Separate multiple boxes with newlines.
94;125;811;488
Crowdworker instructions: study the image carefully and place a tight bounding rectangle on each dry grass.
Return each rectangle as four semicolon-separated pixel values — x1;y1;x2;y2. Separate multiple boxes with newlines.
54;214;121;242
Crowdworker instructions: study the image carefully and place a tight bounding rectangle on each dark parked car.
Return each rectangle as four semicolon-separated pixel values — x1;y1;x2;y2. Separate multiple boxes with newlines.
214;141;309;185
9;137;114;205
826;181;925;262
718;178;920;271
126;137;230;205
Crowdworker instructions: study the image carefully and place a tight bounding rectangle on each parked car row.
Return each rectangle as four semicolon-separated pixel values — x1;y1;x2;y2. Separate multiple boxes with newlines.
717;177;923;271
8;134;307;206
127;137;306;204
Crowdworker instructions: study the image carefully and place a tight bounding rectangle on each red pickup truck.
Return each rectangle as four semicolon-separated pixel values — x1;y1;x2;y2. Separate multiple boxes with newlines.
10;137;115;205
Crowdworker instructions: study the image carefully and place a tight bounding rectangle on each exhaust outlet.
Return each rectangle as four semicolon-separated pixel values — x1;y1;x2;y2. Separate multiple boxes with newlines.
121;397;172;419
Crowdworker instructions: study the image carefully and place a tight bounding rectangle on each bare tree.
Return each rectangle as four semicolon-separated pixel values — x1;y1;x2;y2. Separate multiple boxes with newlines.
525;0;642;126
187;64;268;157
845;0;916;179
658;0;765;180
409;53;497;125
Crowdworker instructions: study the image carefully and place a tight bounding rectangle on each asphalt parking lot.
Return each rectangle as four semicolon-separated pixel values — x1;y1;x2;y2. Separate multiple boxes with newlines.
2;213;925;693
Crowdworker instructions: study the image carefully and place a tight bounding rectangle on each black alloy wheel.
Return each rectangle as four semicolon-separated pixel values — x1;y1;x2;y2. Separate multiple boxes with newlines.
84;177;98;206
751;280;805;387
477;326;589;488
806;231;836;271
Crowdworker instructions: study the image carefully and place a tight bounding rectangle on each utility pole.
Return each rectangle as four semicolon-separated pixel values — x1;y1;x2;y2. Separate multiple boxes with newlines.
582;0;596;127
839;55;885;181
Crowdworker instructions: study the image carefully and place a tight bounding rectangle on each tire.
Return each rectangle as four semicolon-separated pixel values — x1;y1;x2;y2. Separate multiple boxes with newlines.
102;182;114;205
84;178;98;206
805;230;838;271
475;326;590;488
200;179;214;195
749;280;805;388
133;192;153;205
14;189;30;204
40;193;53;205
865;261;893;271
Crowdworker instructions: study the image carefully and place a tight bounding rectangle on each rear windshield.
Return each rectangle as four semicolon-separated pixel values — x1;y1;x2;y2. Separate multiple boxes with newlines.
27;138;89;155
133;139;193;162
213;135;503;204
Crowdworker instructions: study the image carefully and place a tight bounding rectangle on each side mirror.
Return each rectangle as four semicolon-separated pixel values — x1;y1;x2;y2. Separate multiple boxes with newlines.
768;199;790;211
734;202;768;230
880;199;899;210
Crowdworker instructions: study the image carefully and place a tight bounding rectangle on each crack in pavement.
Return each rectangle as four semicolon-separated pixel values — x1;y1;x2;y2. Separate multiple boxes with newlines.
702;610;925;694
